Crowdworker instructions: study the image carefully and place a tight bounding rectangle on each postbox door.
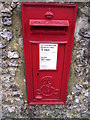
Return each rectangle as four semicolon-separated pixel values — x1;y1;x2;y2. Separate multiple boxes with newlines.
31;42;66;101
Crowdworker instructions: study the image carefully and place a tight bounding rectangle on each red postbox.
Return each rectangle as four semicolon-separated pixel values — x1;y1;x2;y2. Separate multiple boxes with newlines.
21;2;77;104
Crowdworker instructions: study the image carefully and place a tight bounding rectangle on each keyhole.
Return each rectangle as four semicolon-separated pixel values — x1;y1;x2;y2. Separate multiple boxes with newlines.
37;72;39;76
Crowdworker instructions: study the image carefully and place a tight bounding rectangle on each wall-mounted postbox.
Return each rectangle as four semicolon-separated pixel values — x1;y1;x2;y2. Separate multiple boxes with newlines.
21;2;77;105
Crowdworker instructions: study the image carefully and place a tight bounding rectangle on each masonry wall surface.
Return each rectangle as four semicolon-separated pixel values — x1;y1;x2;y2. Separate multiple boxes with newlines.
0;0;89;119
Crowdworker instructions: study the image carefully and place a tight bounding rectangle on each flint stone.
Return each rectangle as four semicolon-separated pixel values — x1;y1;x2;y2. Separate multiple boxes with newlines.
0;41;7;49
84;92;88;97
83;98;88;103
80;104;86;110
74;67;83;76
3;100;11;105
84;68;89;75
83;48;88;57
76;91;81;96
74;98;80;104
84;31;90;38
72;89;81;95
9;59;19;67
75;67;81;73
83;84;88;89
9;69;16;76
14;99;24;106
8;106;15;113
7;51;19;59
77;48;85;57
80;59;87;66
0;61;8;68
10;2;17;9
3;17;12;26
1;8;12;17
4;76;13;83
79;29;90;38
81;110;88;114
69;105;78;109
9;84;19;91
80;40;89;47
76;84;83;90
8;6;13;11
0;28;13;41
67;95;72;101
1;50;7;59
0;68;8;75
11;91;23;98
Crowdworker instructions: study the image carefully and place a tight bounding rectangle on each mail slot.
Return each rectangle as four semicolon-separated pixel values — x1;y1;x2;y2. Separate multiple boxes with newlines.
21;2;77;104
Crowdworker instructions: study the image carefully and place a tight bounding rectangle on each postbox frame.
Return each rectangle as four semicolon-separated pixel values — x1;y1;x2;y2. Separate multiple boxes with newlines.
21;2;77;105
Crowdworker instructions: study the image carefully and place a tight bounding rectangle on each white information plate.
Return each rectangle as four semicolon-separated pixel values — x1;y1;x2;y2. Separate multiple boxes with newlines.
39;43;58;70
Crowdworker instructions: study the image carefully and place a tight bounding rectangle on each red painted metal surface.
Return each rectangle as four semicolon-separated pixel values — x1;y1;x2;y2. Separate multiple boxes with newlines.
29;19;69;27
21;2;77;105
